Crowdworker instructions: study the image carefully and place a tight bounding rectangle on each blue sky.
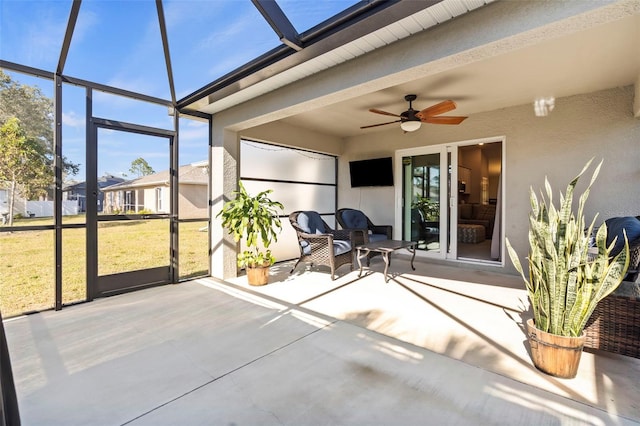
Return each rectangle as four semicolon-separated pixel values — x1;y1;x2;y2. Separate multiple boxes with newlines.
1;0;356;181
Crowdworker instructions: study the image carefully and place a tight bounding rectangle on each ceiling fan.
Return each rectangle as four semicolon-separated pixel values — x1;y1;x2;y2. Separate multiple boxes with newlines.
361;94;467;132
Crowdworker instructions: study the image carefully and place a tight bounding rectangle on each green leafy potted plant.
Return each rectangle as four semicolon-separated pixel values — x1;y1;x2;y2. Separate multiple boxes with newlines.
413;196;440;222
217;182;284;286
506;159;629;378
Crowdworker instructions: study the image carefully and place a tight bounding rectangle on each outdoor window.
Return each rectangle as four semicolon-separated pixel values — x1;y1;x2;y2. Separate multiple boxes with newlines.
125;191;134;212
155;187;163;212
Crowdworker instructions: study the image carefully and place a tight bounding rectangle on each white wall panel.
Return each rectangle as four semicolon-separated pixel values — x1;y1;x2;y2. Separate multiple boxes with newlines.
240;141;338;266
241;140;335;183
241;180;335;216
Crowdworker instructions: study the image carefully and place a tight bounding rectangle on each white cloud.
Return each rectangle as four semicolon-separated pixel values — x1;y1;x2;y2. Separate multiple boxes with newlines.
62;111;85;128
163;0;226;28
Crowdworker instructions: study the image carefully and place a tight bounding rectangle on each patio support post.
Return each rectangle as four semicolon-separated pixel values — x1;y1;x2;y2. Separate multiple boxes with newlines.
54;73;63;310
210;126;239;279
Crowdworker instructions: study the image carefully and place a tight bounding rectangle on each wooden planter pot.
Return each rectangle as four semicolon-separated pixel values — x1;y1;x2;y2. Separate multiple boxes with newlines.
246;265;270;286
526;318;585;379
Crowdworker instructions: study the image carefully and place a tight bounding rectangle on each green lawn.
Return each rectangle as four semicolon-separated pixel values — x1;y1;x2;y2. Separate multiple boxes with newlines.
0;217;209;318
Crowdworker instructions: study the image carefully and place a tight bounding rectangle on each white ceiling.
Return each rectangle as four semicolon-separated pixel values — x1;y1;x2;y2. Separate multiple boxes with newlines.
278;11;639;138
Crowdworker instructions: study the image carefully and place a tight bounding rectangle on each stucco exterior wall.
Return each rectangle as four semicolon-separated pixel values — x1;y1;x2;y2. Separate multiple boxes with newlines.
339;85;640;274
179;184;208;219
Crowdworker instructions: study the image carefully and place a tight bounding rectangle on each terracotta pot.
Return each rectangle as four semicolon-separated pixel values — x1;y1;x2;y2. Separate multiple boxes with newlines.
526;318;585;379
246;265;269;286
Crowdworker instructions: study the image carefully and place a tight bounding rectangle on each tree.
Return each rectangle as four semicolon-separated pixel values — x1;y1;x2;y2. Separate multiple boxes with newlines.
0;70;79;179
0;118;50;226
129;157;155;177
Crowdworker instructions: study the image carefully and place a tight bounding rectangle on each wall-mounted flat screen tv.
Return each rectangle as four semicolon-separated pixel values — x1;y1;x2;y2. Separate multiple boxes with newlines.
349;157;394;187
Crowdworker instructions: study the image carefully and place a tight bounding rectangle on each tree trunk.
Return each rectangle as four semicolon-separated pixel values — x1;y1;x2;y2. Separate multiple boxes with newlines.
7;180;16;226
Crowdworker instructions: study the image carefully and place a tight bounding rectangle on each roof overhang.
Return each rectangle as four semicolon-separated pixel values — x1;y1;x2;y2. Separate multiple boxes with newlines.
177;0;459;114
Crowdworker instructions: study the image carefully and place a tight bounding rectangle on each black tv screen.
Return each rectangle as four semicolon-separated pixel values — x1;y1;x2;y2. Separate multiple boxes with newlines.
349;157;394;187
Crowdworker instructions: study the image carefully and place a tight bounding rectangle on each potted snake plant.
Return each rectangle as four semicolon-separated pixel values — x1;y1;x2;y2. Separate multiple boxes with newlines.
506;159;629;378
217;182;284;286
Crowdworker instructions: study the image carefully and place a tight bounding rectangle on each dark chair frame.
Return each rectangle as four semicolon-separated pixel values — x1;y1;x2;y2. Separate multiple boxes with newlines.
336;208;392;266
411;208;439;248
289;211;361;280
626;240;640;283
583;217;640;358
623;215;640;282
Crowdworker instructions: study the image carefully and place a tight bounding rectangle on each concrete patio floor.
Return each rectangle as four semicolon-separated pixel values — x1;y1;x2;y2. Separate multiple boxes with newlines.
5;255;640;425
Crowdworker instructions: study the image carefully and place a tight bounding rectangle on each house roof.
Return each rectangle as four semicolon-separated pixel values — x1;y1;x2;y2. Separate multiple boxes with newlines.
63;175;126;191
180;0;495;114
3;1;483;112
2;1;638;140
201;0;640;138
102;163;208;192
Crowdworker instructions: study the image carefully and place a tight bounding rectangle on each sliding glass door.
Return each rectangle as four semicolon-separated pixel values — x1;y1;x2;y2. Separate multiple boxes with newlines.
395;141;503;264
396;145;452;259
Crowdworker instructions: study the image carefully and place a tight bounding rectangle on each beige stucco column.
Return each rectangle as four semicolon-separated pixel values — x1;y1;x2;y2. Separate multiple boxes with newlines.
634;74;640;118
210;125;239;279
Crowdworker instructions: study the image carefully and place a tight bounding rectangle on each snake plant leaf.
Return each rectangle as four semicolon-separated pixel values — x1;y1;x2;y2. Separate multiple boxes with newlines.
506;159;628;336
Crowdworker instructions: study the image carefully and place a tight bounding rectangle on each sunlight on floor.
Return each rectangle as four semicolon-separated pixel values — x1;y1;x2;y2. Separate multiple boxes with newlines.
486;382;607;425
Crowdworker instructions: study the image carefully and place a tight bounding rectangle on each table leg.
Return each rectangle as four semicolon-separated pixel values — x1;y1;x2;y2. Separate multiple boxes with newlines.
357;248;369;277
382;251;390;282
409;244;416;271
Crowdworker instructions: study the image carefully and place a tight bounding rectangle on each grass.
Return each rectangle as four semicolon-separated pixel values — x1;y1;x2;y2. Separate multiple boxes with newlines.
0;216;209;318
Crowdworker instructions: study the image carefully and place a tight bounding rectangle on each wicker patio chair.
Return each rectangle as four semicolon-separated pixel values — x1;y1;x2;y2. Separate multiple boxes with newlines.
604;216;640;282
336;208;392;266
584;216;640;358
289;211;361;280
584;280;640;358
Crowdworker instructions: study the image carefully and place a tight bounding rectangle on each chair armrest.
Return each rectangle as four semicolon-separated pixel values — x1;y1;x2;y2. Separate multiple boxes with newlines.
298;232;333;250
331;229;364;244
298;231;332;241
347;229;368;245
370;225;392;239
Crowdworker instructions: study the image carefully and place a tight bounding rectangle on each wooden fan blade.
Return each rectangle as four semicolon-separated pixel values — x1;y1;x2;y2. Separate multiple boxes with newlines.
360;119;402;129
423;116;467;125
369;108;402;118
415;100;457;119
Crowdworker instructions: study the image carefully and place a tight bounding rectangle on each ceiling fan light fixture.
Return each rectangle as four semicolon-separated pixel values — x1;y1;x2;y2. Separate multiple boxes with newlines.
400;120;421;132
362;95;466;131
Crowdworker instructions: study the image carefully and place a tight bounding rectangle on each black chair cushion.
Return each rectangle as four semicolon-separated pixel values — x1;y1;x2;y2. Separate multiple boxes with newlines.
605;216;640;257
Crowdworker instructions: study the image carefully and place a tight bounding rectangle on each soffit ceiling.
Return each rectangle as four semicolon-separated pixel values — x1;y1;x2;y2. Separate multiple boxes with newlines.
279;11;640;138
185;0;494;112
195;2;639;139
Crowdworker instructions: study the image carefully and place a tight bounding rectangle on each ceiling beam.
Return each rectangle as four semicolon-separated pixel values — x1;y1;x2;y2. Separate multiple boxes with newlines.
57;0;81;75
156;0;177;105
252;0;302;51
178;0;443;110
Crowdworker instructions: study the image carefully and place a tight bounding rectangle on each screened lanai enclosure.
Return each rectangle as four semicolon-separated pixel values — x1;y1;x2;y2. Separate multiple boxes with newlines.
1;0;435;317
4;0;637;319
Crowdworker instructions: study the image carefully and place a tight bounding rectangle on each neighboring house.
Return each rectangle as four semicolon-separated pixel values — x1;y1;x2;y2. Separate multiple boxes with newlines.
63;174;125;213
0;186;70;219
0;174;123;219
102;162;208;219
0;185;35;218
